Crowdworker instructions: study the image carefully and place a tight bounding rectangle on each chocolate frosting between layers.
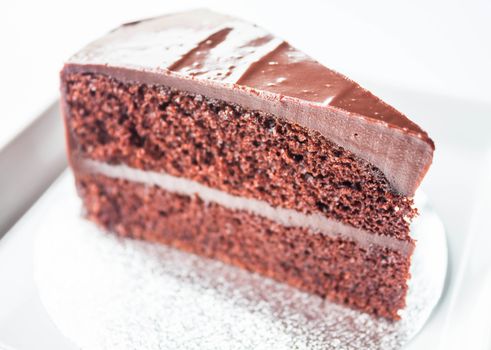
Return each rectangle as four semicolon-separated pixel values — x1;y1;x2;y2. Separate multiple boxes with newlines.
63;9;434;196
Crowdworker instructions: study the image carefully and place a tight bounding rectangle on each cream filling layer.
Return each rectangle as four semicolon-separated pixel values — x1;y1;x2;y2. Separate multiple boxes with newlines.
78;158;413;255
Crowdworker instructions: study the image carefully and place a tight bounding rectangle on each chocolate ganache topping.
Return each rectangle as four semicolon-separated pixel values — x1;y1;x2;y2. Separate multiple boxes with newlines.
63;9;434;196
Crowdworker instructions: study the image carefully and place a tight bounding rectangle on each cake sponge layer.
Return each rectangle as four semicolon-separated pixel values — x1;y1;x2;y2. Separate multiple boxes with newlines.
64;72;416;241
75;172;411;319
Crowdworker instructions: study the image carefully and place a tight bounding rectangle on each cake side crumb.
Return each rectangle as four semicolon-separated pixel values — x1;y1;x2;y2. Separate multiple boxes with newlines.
64;72;417;241
76;172;411;320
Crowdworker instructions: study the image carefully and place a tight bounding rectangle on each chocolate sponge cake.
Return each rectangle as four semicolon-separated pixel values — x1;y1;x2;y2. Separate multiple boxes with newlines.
61;9;434;320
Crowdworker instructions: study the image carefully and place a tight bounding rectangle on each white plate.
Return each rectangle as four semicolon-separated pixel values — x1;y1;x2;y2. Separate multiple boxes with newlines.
12;171;448;350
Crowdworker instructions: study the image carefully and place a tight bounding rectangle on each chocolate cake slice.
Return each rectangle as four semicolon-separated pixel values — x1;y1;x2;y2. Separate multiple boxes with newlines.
61;9;434;320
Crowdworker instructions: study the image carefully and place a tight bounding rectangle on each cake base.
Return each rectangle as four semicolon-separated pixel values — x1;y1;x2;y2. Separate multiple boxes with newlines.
34;172;447;350
75;171;410;319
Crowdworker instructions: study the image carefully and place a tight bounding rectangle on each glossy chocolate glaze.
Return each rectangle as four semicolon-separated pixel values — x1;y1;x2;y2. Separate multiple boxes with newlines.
63;9;434;196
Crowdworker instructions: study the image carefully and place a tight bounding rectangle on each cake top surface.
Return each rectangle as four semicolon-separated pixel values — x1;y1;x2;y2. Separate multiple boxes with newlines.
65;9;434;196
69;9;430;142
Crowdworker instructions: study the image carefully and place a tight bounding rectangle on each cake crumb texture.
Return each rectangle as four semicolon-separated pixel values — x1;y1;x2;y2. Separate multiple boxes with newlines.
76;173;411;320
64;73;416;241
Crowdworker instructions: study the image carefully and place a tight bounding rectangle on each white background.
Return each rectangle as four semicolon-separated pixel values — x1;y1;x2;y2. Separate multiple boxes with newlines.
1;1;491;349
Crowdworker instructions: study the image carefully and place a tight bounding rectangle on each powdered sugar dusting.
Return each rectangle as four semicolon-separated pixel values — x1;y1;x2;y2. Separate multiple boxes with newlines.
33;173;447;350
